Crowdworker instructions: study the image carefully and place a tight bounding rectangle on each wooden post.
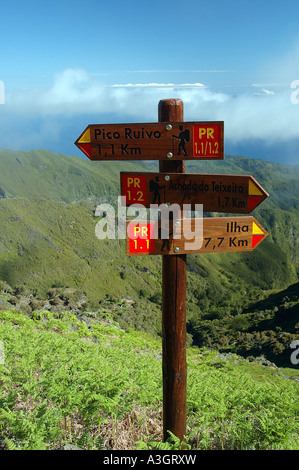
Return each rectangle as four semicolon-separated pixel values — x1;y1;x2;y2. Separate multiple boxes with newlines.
158;99;187;443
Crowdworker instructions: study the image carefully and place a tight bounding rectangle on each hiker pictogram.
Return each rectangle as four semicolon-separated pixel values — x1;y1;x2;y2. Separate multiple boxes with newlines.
172;126;190;156
149;177;165;204
158;226;173;251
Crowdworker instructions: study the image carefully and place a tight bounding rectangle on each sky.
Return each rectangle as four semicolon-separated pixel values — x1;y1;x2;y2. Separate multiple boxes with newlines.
1;0;299;164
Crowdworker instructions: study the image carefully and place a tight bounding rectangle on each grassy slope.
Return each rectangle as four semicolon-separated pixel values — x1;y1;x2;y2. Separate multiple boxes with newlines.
0;148;148;203
0;198;162;300
0;309;298;450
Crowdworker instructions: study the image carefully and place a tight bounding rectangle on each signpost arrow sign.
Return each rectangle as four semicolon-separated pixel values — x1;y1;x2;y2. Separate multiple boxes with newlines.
126;216;268;256
75;121;224;160
120;172;269;213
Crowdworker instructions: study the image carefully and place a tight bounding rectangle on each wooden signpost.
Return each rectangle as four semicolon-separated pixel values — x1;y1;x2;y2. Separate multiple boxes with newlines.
120;172;268;213
126;216;268;256
75;121;224;160
75;98;269;445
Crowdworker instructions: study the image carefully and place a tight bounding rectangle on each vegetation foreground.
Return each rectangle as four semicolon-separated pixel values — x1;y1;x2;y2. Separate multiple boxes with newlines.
0;309;298;450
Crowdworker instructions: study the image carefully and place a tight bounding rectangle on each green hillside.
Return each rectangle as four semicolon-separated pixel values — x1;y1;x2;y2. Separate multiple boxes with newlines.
0;148;298;365
188;280;299;366
0;148;147;203
0;309;298;450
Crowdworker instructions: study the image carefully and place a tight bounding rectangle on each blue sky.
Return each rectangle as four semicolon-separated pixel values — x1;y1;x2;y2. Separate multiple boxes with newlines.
1;0;299;163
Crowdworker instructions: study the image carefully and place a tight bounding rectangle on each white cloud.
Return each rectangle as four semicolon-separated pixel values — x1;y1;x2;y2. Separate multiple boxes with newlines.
110;82;205;88
253;88;275;96
2;67;299;147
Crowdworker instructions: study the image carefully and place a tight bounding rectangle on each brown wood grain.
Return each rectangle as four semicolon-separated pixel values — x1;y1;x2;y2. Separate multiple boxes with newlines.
75;121;224;160
120;172;268;213
126;216;268;256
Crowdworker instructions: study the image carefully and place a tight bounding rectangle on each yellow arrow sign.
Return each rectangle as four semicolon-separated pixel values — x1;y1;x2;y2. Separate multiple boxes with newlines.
126;216;268;256
120;172;268;213
75;122;224;160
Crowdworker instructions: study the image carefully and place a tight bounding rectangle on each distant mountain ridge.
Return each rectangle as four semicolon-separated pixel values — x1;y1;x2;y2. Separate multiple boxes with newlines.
0;147;298;266
0;147;298;205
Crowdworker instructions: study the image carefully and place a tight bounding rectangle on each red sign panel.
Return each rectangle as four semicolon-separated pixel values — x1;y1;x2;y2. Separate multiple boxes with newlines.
122;174;147;205
128;223;156;254
193;124;222;158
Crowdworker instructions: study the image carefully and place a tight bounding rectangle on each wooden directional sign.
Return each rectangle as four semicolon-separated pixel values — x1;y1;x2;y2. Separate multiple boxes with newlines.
75;121;224;160
121;172;268;213
126;216;268;256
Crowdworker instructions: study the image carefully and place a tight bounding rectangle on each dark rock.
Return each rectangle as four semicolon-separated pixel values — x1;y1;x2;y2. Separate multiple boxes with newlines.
57;443;83;450
0;440;7;450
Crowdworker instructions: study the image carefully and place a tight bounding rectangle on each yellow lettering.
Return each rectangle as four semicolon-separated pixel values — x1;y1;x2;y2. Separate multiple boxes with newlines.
207;128;214;139
134;178;140;188
127;177;141;188
198;127;215;139
141;226;148;237
134;226;141;235
199;128;206;138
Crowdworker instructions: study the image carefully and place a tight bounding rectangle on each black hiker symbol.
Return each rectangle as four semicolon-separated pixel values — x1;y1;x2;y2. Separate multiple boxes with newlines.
149;177;165;205
158;226;173;251
172;126;190;156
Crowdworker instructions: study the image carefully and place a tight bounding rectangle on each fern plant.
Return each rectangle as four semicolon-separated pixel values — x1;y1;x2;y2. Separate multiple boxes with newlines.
137;431;191;450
